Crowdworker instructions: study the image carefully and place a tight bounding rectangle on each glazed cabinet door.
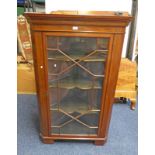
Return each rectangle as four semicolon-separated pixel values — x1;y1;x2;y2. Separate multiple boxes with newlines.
43;33;113;136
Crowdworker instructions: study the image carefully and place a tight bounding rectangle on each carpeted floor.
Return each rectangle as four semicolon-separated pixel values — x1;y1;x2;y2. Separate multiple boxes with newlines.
17;94;137;155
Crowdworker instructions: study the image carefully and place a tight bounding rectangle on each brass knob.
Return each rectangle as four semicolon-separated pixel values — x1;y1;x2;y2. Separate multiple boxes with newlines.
40;66;43;69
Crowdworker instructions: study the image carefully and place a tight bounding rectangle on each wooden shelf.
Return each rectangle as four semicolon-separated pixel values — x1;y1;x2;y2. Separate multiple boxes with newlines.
47;49;108;62
51;103;100;114
49;79;102;90
51;96;100;113
48;55;106;62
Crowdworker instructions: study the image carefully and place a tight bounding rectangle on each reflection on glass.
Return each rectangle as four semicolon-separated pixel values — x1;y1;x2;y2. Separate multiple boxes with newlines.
47;36;109;135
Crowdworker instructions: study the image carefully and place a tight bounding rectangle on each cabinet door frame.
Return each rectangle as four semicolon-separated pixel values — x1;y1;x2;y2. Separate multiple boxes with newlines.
40;32;114;139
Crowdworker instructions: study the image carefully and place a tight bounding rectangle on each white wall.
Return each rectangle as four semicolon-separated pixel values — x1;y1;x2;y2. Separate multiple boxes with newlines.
45;0;132;57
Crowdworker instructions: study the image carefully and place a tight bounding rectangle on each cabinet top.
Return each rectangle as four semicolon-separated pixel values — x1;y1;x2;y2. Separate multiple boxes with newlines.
24;11;132;27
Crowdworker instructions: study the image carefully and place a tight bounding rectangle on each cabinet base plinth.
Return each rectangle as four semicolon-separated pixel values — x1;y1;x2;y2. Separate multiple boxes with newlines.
40;134;107;145
94;140;106;145
40;135;55;144
41;138;55;144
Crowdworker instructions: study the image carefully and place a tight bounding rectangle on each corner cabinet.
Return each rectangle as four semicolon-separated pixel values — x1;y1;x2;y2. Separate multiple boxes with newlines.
24;11;132;145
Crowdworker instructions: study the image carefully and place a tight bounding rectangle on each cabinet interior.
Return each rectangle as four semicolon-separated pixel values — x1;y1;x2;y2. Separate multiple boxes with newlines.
47;36;109;135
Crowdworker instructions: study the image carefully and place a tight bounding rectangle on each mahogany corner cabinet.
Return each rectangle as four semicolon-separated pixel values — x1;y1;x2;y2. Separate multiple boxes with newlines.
24;11;132;145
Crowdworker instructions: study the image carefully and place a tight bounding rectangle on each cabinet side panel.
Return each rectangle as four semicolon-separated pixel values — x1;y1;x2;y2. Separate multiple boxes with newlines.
99;33;125;138
31;31;49;136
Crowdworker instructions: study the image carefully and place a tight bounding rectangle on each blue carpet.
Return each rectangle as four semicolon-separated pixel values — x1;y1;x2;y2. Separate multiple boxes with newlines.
17;95;137;155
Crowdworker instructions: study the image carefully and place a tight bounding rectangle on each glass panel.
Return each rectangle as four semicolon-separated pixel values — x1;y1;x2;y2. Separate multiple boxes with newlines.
47;36;109;135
